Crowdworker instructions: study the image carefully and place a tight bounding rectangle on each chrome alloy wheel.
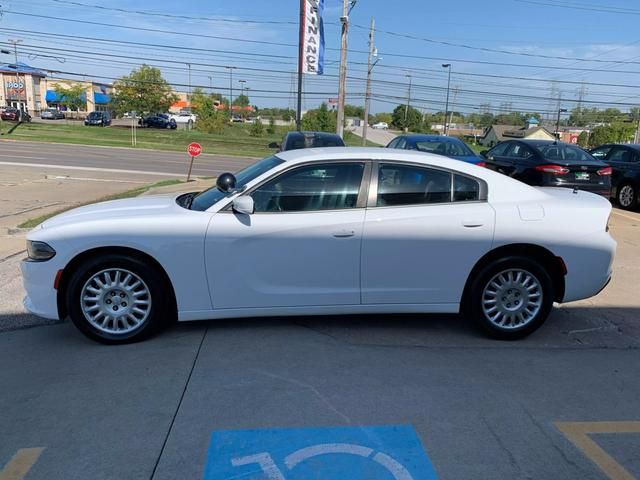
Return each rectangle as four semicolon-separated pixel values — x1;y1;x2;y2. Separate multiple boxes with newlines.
80;268;152;334
481;269;543;330
619;185;635;208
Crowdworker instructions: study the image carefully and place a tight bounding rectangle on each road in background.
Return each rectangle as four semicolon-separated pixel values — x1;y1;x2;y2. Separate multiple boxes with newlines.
0;140;256;177
351;125;398;146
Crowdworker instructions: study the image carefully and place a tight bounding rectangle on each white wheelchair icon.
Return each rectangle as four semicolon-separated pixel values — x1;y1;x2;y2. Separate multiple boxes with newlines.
231;442;415;480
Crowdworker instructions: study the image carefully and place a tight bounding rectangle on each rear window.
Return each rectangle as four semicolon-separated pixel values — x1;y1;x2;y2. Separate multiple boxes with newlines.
414;140;473;157
288;135;345;150
539;145;594;163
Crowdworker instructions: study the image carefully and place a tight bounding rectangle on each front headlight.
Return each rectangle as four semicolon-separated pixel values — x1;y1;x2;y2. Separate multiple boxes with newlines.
26;240;56;261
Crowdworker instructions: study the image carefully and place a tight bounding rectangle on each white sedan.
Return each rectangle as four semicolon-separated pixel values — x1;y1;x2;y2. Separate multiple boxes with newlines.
21;148;615;344
372;122;389;129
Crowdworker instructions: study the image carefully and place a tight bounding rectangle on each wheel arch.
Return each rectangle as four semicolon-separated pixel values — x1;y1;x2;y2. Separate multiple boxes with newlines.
56;246;177;320
461;243;566;309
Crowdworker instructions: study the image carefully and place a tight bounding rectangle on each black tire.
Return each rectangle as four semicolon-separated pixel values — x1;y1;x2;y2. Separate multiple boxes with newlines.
464;256;554;340
66;254;171;344
616;183;637;210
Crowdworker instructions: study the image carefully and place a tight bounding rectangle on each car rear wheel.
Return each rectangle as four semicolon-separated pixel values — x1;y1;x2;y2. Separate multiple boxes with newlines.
465;256;554;340
617;183;637;210
66;254;169;344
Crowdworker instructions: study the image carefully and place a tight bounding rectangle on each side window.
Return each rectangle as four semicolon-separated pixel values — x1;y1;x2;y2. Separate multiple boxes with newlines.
590;146;611;160
506;143;533;159
377;164;451;207
608;148;632;163
488;142;510;157
387;138;400;149
454;175;480;202
252;163;364;213
395;138;407;149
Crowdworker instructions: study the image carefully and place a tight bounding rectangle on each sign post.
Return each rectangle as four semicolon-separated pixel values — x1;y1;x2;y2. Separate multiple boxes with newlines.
186;142;202;182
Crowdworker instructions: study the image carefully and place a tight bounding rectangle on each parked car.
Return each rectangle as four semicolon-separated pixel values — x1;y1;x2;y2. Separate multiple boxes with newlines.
481;140;611;197
232;115;243;123
269;131;345;151
1;108;31;122
372;122;389;130
84;111;112;127
140;114;177;129
21;148;615;344
169;111;197;125
40;109;65;120
589;144;640;210
387;134;485;165
122;112;141;119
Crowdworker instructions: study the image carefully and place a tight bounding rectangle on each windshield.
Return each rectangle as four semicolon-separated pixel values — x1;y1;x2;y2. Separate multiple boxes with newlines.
414;139;474;157
87;112;102;119
190;155;284;211
539;144;595;163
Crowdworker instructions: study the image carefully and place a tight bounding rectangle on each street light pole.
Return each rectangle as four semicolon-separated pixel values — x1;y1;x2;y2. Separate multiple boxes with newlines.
187;63;192;109
556;108;568;142
362;17;376;146
442;63;452;135
403;73;412;133
8;39;24;113
226;66;236;121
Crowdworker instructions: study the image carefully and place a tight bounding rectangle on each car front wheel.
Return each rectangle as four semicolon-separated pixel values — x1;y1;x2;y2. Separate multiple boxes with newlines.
66;254;170;344
465;257;554;340
617;183;637;210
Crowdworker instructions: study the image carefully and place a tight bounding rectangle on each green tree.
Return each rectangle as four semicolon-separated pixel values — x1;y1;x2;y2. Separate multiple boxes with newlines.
344;104;364;118
110;65;178;115
266;116;276;135
232;94;250;107
589;122;635;145
190;88;226;134
249;118;264;137
391;104;422;132
52;83;87;112
577;131;590;148
301;103;336;132
370;112;392;125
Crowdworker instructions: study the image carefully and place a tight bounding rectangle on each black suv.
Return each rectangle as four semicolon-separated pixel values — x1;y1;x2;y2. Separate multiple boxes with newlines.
590;144;640;210
482;139;611;197
269;131;345;151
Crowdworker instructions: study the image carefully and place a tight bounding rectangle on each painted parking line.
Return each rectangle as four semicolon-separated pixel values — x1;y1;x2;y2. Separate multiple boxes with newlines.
204;425;438;480
556;421;640;480
0;448;44;480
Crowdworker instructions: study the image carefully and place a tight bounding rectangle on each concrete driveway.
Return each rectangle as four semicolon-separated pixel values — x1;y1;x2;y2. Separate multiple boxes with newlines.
1;209;639;480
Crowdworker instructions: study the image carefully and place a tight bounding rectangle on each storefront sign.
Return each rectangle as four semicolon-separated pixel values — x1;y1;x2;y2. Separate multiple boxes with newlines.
5;78;25;100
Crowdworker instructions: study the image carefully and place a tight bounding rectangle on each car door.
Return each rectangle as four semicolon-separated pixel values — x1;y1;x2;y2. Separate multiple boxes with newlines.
606;146;634;191
484;142;512;174
503;142;538;183
206;161;370;309
361;161;495;305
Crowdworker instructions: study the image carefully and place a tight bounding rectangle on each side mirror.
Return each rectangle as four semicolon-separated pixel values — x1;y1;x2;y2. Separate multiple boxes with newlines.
216;172;237;193
480;150;488;158
232;196;254;215
268;142;280;149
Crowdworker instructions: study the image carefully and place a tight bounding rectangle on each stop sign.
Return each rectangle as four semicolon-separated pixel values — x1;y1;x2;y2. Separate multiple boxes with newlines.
187;142;202;157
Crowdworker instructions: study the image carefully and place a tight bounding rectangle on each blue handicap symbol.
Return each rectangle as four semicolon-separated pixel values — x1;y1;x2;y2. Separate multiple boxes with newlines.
203;424;438;480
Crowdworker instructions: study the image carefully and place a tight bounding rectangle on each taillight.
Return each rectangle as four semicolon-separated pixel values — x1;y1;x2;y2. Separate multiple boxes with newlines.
535;165;569;174
597;167;612;176
475;161;487;167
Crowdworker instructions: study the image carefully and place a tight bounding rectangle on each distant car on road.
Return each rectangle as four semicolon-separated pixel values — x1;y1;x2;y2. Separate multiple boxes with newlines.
372;122;389;130
269;131;346;152
1;108;31;122
232;115;243;123
387;134;485;166
140;114;177;129
84;111;112;127
122;112;141;120
40;109;65;120
169;111;197;125
21;147;615;344
482;140;611;197
590;143;640;210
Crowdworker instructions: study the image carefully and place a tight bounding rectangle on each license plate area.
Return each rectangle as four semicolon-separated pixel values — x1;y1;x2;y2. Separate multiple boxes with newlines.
575;172;590;180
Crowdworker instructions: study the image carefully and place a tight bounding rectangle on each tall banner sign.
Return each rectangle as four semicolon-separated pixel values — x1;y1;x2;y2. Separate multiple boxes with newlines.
5;78;25;100
301;0;325;75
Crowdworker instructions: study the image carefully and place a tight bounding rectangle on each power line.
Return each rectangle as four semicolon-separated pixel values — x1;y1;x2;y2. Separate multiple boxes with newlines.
514;0;640;15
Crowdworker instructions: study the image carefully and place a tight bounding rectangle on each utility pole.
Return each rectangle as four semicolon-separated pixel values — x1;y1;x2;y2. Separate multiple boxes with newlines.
555;107;567;141
442;63;452;135
208;75;213;92
8;39;23;113
187;63;192;109
336;0;350;138
362;17;375;146
226;66;236;121
403;73;412;132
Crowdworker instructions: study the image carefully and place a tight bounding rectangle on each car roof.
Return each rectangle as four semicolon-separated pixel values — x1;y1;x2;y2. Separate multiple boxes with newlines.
286;131;342;139
509;139;575;148
595;143;640;151
400;134;465;143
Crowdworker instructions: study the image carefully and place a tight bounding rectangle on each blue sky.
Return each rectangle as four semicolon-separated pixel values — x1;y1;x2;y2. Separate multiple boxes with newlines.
3;0;640;115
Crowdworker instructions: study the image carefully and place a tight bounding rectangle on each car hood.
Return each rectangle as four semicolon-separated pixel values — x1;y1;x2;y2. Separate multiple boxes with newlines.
40;195;178;230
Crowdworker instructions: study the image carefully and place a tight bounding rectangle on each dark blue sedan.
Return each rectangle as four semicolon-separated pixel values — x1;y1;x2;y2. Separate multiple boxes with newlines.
386;135;485;165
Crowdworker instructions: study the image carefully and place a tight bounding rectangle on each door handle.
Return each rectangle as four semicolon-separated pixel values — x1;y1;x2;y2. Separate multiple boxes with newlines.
332;230;355;238
462;220;484;228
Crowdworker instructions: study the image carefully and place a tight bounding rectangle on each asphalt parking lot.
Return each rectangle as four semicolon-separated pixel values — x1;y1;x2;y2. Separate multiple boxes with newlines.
1;208;639;480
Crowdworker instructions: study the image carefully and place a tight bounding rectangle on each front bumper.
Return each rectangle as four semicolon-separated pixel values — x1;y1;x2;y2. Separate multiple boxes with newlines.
21;259;60;320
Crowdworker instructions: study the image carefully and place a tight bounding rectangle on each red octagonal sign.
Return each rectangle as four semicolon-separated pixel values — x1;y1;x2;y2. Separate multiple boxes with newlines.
187;142;202;157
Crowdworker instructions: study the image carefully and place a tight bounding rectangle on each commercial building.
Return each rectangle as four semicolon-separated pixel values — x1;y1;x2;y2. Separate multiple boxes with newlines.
0;62;113;115
480;118;555;147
